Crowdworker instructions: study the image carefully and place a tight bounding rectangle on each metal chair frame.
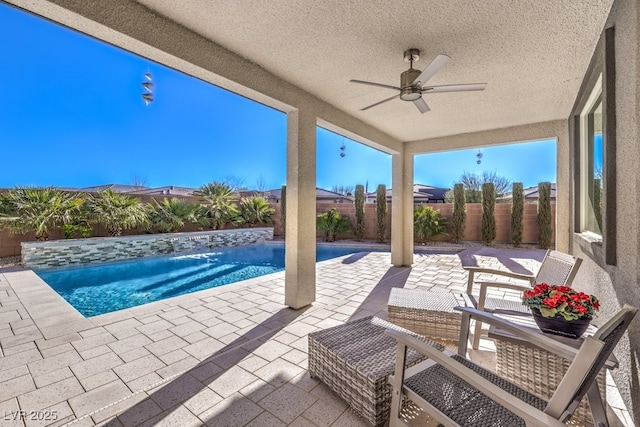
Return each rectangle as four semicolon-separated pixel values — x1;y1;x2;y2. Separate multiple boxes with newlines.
464;249;582;349
387;305;637;427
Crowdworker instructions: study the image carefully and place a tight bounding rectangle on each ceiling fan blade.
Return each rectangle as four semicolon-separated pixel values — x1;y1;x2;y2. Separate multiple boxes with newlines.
350;79;401;91
412;54;450;86
413;97;430;113
361;94;398;111
423;83;487;93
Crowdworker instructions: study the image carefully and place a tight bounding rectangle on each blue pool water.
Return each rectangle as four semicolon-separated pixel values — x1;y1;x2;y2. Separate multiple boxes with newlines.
37;244;376;317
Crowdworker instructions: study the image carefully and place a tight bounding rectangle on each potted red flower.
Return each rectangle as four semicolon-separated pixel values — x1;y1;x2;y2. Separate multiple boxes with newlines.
522;283;600;338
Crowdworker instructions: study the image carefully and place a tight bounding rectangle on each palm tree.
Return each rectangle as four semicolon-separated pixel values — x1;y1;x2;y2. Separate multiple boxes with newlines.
151;198;205;233
413;206;447;243
239;196;275;226
0;187;84;240
317;208;350;242
0;191;13;216
85;189;149;236
194;182;239;230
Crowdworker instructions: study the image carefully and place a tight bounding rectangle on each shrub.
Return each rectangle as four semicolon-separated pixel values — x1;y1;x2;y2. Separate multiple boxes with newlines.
85;189;149;237
0;191;12;216
414;206;447;243
150;198;204;233
194;182;238;230
354;184;365;241
481;182;496;244
537;182;552;249
451;183;466;243
239;196;275;226
317;208;350;242
594;178;602;232
62;223;93;239
0;187;84;240
376;184;387;242
280;185;286;239
511;182;524;247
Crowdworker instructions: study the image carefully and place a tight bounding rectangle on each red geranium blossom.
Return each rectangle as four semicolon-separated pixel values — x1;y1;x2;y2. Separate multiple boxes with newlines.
522;283;599;320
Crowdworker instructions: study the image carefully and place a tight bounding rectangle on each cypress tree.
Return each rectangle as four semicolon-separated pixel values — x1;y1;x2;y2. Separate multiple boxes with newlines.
481;182;496;245
280;185;286;239
376;184;387;243
354;184;365;241
451;183;466;243
537;182;552;249
511;182;524;247
594;178;602;232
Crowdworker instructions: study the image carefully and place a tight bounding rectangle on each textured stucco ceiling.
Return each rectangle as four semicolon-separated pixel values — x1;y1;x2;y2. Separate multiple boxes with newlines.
130;0;613;142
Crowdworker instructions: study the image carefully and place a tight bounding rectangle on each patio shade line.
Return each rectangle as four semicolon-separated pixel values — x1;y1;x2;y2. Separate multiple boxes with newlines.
64;300;335;424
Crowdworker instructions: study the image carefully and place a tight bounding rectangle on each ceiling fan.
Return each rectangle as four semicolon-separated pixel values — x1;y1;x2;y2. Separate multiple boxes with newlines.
350;49;487;113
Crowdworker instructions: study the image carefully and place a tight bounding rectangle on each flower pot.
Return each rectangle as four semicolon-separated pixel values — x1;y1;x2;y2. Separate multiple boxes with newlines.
531;308;591;339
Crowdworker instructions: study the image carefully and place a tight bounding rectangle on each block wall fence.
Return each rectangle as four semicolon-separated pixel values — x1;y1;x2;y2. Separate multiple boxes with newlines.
0;202;555;258
272;202;555;244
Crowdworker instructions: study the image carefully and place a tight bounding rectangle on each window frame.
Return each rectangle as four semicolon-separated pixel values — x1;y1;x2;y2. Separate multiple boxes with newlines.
571;26;616;266
578;76;602;237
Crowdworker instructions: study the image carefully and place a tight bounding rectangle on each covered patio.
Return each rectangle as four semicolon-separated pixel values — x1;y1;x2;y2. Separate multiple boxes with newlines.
3;246;614;426
2;0;640;425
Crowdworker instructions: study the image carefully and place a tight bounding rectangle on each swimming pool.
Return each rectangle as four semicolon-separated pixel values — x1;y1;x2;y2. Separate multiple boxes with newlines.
37;244;379;317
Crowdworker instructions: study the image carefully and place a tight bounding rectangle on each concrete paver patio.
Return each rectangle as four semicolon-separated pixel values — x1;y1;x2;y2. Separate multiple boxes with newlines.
0;247;630;426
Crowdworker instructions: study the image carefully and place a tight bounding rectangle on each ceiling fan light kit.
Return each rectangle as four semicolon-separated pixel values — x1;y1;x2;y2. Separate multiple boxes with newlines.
350;48;487;113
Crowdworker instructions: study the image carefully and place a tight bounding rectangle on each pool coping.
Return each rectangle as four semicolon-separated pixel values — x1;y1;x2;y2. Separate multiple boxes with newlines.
7;244;462;331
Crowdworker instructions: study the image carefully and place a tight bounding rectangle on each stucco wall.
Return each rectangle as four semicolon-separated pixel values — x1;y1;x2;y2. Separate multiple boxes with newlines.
570;0;640;421
22;228;273;270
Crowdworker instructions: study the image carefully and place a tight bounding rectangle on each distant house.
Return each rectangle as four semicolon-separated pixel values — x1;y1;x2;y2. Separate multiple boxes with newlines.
265;187;354;204
71;184;149;194
366;184;450;204
500;183;557;203
237;190;267;198
129;186;198;197
62;184;198;197
413;184;449;203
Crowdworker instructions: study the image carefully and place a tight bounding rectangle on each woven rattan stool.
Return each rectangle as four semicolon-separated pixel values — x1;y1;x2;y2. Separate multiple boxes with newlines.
387;289;463;341
308;316;444;426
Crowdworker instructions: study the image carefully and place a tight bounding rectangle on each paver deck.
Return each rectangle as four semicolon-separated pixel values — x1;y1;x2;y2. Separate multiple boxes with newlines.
0;247;631;426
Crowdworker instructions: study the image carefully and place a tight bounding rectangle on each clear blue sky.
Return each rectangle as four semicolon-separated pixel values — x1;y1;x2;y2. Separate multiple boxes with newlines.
1;3;556;192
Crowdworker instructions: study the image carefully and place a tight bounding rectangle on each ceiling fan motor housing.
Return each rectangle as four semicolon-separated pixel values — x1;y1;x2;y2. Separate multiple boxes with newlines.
400;68;422;101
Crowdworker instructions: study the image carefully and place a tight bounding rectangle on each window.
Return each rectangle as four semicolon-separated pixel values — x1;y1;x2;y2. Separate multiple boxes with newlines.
579;75;603;237
572;26;615;265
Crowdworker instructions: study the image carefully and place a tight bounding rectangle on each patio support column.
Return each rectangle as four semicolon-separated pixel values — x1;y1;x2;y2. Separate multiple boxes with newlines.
555;130;570;253
391;150;414;266
284;108;317;309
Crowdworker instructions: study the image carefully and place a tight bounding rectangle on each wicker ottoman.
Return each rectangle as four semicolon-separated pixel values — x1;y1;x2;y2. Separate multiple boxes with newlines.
387;289;463;341
308;316;444;426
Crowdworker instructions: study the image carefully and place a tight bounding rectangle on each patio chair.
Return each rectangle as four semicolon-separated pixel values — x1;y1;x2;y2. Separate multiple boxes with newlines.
464;249;582;349
386;305;637;427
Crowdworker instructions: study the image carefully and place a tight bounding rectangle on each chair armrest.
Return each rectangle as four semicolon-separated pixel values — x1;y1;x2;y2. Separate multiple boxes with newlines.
464;266;536;282
477;280;533;293
385;329;566;427
464;266;535;294
454;306;579;361
474;281;532;313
